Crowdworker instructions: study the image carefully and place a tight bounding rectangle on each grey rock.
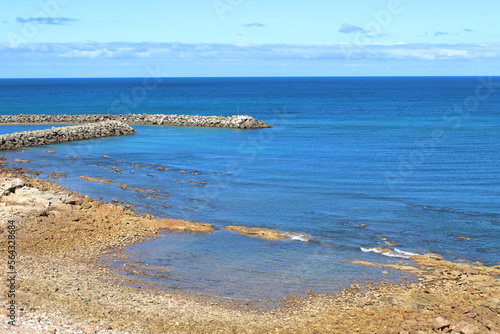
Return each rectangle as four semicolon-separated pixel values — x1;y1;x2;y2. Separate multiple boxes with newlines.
0;114;272;129
0;178;26;196
0;121;135;150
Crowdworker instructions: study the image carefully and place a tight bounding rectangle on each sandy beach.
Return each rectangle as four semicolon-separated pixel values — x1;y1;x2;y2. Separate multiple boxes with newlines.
0;162;498;334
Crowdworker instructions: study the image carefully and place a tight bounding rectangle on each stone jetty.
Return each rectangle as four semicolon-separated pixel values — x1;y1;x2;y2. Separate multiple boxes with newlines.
0;120;135;150
0;114;272;129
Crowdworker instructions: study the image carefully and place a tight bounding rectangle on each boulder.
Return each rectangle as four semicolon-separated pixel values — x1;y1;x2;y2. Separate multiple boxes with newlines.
0;178;26;196
432;317;451;330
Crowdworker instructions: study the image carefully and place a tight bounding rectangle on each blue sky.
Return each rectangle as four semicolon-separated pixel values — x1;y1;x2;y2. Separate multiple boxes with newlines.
1;0;499;77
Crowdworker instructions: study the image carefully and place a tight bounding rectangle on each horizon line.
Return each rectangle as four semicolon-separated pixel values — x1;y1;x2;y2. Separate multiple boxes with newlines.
1;75;499;80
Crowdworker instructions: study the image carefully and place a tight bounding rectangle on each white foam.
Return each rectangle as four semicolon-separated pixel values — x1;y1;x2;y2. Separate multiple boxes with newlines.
394;248;419;257
360;247;416;259
286;233;311;242
360;247;376;253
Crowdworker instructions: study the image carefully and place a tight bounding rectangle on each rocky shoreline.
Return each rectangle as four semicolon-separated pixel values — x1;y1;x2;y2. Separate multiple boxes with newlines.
0;114;272;129
0;166;498;333
0;121;135;150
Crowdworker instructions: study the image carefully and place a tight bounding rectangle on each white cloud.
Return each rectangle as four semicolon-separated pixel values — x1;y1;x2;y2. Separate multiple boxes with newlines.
382;48;437;60
436;49;470;58
1;42;499;62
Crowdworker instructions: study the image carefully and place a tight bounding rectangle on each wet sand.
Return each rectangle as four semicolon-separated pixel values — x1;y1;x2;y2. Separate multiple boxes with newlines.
0;165;499;333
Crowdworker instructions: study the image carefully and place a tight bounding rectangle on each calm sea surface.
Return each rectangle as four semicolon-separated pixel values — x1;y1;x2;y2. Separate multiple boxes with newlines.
1;77;499;301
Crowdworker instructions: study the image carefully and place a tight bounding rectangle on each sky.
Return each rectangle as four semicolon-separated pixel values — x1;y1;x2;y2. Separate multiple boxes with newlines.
1;0;499;77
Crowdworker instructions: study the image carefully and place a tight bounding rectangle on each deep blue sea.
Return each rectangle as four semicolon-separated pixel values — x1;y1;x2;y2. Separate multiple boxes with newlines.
1;77;499;301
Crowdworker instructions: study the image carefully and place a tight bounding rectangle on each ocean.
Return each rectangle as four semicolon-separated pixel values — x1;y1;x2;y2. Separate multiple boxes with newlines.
1;77;499;301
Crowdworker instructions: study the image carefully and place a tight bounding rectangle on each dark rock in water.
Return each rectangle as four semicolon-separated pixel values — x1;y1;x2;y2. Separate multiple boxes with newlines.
0;121;135;150
0;113;272;129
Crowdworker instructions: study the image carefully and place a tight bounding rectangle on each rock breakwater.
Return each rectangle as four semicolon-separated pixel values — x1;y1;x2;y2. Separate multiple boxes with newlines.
0;114;272;129
0;120;135;150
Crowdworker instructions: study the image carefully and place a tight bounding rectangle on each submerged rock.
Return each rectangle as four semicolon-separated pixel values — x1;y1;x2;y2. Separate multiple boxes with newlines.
222;225;310;241
223;225;285;240
155;218;213;233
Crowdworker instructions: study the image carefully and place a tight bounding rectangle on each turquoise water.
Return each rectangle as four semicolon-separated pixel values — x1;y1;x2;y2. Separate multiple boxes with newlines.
1;77;499;301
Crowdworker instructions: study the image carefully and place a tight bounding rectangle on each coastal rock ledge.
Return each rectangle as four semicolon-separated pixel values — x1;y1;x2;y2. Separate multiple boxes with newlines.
0;114;272;129
0;120;135;150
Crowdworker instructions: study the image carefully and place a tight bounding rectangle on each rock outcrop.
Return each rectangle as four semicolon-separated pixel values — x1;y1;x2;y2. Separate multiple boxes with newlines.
0;114;272;129
223;225;286;240
222;225;308;241
0;120;135;150
155;219;214;233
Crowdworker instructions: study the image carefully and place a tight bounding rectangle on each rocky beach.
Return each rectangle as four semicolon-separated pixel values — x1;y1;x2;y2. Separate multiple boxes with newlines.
0;162;499;333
